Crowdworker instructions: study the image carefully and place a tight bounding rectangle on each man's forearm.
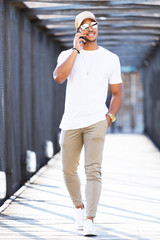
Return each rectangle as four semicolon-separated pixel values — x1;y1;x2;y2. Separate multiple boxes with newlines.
106;92;122;127
53;30;85;84
108;83;122;115
108;93;122;116
53;50;78;84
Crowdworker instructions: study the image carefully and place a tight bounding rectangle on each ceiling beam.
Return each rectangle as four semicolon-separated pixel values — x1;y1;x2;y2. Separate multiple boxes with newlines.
36;17;160;28
49;28;160;36
11;0;160;6
45;24;160;32
10;0;160;69
54;34;156;41
22;5;160;16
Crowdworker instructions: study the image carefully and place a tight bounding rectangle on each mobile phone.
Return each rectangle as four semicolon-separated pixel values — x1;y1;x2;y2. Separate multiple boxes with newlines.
77;29;86;45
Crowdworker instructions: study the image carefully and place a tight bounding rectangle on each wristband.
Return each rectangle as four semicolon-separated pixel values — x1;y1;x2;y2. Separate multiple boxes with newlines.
72;48;80;54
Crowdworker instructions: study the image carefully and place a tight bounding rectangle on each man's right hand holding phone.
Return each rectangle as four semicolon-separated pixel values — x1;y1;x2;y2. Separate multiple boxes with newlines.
73;30;86;53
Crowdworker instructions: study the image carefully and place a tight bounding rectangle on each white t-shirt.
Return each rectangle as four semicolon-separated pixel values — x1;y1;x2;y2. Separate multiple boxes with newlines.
57;46;122;130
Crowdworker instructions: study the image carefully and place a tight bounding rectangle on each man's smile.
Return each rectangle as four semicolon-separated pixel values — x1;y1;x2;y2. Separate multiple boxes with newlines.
87;32;95;37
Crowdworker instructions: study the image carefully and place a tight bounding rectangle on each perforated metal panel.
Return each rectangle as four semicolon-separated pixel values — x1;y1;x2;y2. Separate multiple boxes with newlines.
0;0;5;171
0;0;65;206
141;48;160;149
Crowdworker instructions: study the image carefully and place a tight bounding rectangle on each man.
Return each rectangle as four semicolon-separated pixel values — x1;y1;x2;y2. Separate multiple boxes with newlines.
53;11;122;236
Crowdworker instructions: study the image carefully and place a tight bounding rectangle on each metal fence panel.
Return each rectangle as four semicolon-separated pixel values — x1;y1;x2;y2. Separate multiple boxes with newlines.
141;48;160;149
0;0;65;206
0;0;5;174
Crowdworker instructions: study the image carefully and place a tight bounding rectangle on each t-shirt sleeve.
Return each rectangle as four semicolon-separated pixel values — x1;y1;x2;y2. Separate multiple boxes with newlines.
109;56;122;84
57;49;72;66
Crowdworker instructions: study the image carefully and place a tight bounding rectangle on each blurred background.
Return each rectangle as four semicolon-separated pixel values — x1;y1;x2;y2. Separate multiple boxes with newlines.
0;0;160;205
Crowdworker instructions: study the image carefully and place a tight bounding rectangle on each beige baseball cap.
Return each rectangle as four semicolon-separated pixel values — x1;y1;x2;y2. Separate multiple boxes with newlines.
75;11;97;29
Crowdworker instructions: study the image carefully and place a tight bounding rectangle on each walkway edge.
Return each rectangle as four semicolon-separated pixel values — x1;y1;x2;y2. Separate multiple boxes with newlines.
0;153;60;213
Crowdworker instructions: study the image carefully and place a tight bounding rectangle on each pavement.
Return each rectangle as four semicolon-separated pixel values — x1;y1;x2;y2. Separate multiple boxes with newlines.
0;134;160;240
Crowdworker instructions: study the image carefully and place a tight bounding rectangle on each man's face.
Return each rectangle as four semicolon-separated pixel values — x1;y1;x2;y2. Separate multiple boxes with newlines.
79;18;98;43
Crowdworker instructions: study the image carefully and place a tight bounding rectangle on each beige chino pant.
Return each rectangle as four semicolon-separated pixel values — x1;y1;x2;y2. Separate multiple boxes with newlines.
60;120;108;218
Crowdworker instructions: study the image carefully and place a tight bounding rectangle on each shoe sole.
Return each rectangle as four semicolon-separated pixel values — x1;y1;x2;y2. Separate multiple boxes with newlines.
84;232;97;236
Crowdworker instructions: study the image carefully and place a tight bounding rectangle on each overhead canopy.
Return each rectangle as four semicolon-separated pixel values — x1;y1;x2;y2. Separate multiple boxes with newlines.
12;0;160;71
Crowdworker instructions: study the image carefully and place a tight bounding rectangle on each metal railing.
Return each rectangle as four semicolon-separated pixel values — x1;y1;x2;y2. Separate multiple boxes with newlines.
0;1;65;205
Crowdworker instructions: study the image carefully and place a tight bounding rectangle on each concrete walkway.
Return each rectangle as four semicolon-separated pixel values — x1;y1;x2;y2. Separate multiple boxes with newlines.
0;134;160;240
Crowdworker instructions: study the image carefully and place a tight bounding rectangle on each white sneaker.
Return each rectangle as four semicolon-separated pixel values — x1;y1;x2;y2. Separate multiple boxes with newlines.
75;208;85;230
83;219;97;236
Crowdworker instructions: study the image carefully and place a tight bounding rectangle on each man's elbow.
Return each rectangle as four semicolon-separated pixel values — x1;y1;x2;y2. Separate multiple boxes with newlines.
53;72;65;84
